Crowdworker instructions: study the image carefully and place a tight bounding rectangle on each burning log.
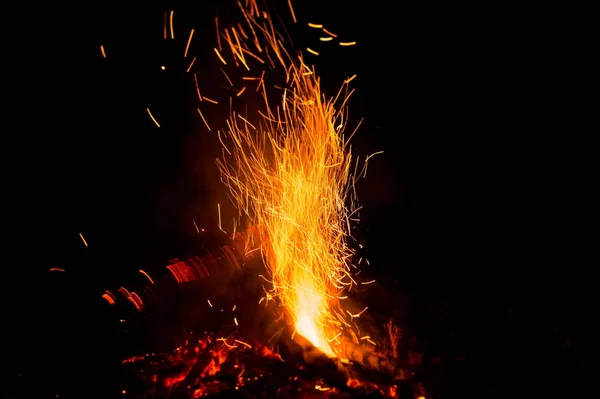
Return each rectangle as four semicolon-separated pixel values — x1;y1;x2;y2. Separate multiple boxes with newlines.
122;330;412;398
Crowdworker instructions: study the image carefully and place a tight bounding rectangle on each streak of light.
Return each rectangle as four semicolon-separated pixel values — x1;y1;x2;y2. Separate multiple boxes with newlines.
208;299;213;307
184;29;195;57
203;96;218;104
234;317;239;326
236;87;246;96
308;22;323;28
79;233;88;247
139;269;155;284
102;293;116;305
339;41;356;46
169;10;174;39
193;220;200;233
360;279;375;285
215;17;222;51
197;108;211;131
345;74;357;84
232;304;237;311
146;108;160;127
322;28;337;37
234;339;252;348
49;268;65;272
352;307;369;318
100;45;106;58
186;57;196;72
363;150;384;177
216;338;238;348
256;70;265;92
287;0;297;23
163;12;167;39
220;67;233;86
217;203;224;232
214;48;227;65
130;292;144;311
319;37;333;42
306;48;319;56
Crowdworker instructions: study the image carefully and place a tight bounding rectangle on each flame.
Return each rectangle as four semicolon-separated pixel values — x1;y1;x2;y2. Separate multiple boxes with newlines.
217;1;359;357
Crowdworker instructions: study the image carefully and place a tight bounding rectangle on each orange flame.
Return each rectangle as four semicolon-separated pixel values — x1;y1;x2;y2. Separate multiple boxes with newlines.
216;1;361;357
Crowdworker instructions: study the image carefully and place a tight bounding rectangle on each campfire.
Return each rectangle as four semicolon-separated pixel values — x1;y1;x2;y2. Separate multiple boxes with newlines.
101;1;427;397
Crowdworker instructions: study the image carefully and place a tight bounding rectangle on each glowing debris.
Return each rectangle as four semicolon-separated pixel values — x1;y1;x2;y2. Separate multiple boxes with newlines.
184;29;195;57
146;108;160;127
79;233;88;247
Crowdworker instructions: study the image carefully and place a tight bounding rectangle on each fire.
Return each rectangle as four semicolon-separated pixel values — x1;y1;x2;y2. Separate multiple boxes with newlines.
216;1;360;357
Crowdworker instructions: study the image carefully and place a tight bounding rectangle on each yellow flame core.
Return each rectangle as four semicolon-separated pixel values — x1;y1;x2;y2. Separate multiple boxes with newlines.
217;1;356;357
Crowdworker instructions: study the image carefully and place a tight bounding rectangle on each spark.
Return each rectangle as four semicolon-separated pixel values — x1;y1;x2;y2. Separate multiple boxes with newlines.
208;299;213;307
220;67;233;86
214;48;227;65
100;45;106;58
216;337;237;348
319;37;333;42
234;317;239;326
345;74;357;84
196;107;211;131
308;22;323;28
49;268;65;272
232;304;237;311
287;0;297;23
215;17;222;51
186;57;196;72
339;41;357;46
169;10;174;39
184;29;195;57
233;339;252;348
217;203;224;232
146;108;160;127
163;12;168;39
236;87;247;96
79;233;88;247
322;28;337;38
203;96;219;105
193;220;200;233
139;269;155;284
102;293;116;305
360;279;375;285
306;48;319;56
